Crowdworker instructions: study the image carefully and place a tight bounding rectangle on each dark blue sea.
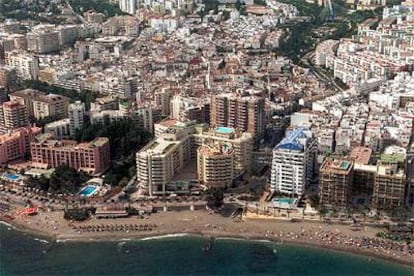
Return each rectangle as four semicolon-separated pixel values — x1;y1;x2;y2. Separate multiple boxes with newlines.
0;223;412;275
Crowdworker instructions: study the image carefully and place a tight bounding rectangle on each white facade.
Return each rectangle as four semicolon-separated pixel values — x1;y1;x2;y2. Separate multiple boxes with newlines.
5;52;39;80
44;118;70;139
68;101;85;136
270;128;317;196
119;0;137;15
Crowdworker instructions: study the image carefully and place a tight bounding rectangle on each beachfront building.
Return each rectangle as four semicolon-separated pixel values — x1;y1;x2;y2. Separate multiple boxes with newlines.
136;128;191;196
30;134;110;174
197;142;234;188
270;127;317;197
0;126;41;165
319;158;354;208
136;121;253;195
372;159;407;212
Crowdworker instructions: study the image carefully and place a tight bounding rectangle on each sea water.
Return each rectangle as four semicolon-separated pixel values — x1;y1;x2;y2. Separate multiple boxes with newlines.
0;224;412;275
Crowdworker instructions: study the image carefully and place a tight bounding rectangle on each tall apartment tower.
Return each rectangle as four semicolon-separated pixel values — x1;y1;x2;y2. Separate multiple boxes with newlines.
270;127;317;197
372;161;406;211
68;101;85;136
155;90;172;118
119;0;137;15
210;93;265;141
0;101;29;130
197;142;234;188
319;158;354;208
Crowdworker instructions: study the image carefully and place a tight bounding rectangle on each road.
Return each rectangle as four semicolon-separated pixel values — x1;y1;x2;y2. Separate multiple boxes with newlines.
301;51;345;92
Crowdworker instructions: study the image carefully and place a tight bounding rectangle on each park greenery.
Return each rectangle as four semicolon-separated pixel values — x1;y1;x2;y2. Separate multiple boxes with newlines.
74;119;153;186
276;0;380;63
69;0;123;17
205;187;225;208
27;166;90;194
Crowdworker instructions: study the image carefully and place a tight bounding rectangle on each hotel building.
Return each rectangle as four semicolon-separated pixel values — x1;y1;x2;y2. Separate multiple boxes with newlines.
270;127;317;197
0;126;41;165
31;135;110;174
319;158;354;208
136;122;253;195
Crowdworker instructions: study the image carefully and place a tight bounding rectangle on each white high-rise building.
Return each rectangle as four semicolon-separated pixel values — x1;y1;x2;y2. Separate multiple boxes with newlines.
270;127;317;197
5;51;39;80
68;101;85;136
119;0;137;15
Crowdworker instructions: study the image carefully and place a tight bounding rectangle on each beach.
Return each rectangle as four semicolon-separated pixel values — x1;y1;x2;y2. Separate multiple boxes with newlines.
3;204;413;267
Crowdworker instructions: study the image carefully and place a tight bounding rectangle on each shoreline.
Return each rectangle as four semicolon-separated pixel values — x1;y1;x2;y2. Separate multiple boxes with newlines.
2;218;413;268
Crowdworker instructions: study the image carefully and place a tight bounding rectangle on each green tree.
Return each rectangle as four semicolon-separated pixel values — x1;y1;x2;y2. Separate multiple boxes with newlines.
206;187;225;208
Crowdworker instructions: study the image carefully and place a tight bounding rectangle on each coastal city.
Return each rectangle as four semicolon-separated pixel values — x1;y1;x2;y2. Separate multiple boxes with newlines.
0;0;413;271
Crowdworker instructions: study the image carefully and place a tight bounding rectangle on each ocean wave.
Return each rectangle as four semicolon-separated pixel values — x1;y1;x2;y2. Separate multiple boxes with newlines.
140;233;189;241
0;221;15;229
33;238;50;244
216;237;273;244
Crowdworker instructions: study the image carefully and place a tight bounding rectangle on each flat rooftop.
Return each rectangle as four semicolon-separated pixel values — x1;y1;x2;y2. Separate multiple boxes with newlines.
350;146;372;165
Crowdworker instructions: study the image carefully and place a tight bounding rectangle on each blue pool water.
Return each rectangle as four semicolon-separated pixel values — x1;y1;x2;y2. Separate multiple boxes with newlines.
79;185;98;197
215;127;234;134
273;198;295;204
2;173;22;181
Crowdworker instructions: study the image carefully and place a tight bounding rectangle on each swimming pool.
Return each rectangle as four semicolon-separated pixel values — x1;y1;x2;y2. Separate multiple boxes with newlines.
2;173;22;182
79;185;99;197
273;198;295;204
215;127;234;134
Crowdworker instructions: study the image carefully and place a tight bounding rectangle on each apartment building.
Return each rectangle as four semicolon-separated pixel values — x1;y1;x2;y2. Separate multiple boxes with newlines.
270;127;317;196
9;89;46;117
210;93;265;141
32;94;70;120
0;126;41;165
0;101;29;130
119;0;137;15
136;122;253;196
30;135;110;174
319;158;354;208
170;95;210;124
90;95;120;112
68;101;85;136
136;129;190;195
372;159;407;211
44;118;70;139
155;90;172;118
5;51;39;80
27;25;60;54
197;142;234;188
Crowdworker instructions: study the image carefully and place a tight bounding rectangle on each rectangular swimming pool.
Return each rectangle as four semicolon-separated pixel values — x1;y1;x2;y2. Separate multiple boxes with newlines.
79;185;99;197
273;198;295;204
215;127;234;134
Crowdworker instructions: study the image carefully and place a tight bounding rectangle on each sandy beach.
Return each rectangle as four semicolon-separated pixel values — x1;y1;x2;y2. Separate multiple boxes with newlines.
3;205;413;268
